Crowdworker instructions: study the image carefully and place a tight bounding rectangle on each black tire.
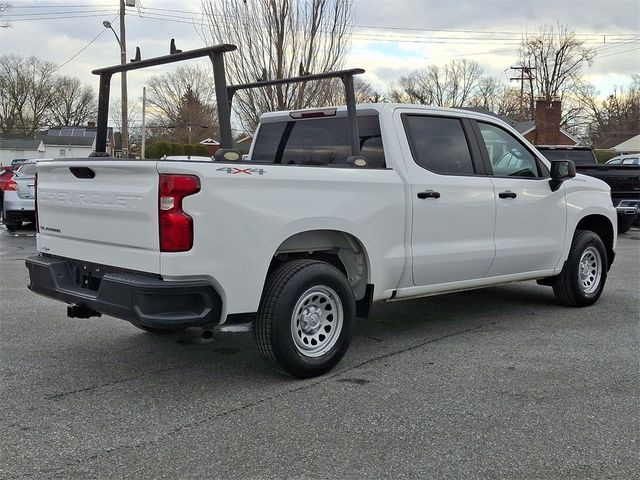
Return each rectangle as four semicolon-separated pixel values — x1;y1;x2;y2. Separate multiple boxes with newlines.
552;230;608;307
135;325;186;334
5;223;19;232
253;259;355;379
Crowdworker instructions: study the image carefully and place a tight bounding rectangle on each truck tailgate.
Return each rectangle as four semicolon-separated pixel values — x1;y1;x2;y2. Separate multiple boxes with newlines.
36;159;161;273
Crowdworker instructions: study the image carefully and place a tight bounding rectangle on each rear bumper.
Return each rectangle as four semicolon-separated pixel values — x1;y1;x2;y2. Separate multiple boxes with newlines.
25;255;222;328
3;191;34;224
3;190;34;212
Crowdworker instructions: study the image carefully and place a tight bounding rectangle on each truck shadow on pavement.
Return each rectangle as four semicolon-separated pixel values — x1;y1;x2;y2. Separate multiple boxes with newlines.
38;281;562;391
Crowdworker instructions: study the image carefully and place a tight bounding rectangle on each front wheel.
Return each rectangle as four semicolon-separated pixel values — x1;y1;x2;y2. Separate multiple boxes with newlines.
552;230;608;307
253;260;355;378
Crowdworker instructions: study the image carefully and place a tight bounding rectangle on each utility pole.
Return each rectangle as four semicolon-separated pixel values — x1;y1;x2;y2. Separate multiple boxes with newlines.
510;65;533;120
141;86;146;159
119;0;128;158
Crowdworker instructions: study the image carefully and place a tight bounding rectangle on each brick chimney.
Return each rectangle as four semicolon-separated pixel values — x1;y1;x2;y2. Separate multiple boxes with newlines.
534;97;564;145
87;121;96;128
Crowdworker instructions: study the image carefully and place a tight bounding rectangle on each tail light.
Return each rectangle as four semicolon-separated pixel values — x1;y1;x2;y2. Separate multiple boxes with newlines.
159;174;200;252
34;172;39;233
5;180;17;191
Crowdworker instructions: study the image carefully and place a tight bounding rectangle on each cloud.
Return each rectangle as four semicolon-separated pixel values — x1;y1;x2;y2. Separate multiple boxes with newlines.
1;0;638;105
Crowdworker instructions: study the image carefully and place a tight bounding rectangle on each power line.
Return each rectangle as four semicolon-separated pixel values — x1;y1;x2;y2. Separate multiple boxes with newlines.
8;13;117;22
127;7;638;48
9;3;117;6
52;14;119;73
123;10;609;47
597;46;640;59
136;5;639;39
594;35;640;52
4;8;116;17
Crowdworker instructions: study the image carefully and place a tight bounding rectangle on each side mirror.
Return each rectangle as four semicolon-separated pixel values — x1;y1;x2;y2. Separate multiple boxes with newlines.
549;160;576;191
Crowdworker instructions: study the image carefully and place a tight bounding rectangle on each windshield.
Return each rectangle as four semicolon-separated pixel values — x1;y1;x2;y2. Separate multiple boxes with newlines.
538;149;595;165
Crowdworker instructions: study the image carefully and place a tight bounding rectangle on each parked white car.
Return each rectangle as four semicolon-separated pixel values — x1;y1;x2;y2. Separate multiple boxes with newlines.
2;160;39;231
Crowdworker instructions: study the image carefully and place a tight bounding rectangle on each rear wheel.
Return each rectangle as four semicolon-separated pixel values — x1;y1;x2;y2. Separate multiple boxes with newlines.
552;230;607;307
253;259;355;378
5;223;20;232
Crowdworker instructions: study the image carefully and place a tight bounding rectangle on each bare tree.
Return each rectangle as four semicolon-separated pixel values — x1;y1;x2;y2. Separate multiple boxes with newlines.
518;23;596;116
577;75;640;147
49;77;97;127
110;98;141;156
200;0;354;129
325;76;380;104
0;54;59;136
468;76;521;118
146;65;219;141
1;2;11;29
387;59;484;108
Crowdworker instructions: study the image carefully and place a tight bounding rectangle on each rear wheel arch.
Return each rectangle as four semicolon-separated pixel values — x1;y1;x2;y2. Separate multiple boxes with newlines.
268;230;371;302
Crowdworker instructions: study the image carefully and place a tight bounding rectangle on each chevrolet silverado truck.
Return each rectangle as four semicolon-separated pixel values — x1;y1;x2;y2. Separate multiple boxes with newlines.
536;145;640;233
25;44;617;378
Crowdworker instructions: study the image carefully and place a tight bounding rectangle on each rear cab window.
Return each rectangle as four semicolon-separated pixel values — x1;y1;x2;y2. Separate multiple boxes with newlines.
250;115;386;168
401;115;478;176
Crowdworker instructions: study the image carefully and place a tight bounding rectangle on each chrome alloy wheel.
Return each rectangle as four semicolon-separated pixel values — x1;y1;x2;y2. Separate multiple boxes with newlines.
291;285;343;357
578;246;602;295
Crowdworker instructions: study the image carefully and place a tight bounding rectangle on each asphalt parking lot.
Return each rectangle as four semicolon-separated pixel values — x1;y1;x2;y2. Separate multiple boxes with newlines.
1;225;638;479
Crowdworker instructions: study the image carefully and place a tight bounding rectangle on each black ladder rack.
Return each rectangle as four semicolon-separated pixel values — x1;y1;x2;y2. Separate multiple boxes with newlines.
91;42;365;157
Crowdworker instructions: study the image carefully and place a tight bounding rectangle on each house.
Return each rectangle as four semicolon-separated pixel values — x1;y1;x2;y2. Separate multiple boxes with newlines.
595;134;640;154
235;134;253;154
514;98;578;146
199;138;220;156
236;135;253;146
199;135;254;156
0;138;46;164
37;123;115;158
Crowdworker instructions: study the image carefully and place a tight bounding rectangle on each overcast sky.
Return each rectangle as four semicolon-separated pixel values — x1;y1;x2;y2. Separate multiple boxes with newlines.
1;0;638;123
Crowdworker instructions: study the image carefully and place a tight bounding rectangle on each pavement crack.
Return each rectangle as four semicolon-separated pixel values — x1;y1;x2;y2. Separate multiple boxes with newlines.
58;323;483;468
43;365;197;401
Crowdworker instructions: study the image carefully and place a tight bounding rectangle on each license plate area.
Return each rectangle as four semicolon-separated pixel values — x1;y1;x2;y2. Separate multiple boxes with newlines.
60;256;161;292
69;262;104;291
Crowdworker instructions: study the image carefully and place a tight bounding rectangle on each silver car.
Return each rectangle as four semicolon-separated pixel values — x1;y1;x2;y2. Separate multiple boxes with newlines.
606;155;640;165
2;160;37;231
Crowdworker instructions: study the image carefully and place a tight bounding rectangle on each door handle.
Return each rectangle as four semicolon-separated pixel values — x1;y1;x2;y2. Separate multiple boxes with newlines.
417;190;440;199
498;190;517;199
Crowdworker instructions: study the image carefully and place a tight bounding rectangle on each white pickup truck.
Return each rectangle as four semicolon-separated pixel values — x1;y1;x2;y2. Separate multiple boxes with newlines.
24;44;617;378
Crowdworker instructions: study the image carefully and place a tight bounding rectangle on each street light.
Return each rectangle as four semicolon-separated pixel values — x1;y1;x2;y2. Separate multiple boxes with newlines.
102;15;128;158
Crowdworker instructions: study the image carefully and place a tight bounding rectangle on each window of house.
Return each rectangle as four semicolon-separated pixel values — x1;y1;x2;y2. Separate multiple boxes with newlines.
59;149;66;157
477;122;542;178
403;115;475;175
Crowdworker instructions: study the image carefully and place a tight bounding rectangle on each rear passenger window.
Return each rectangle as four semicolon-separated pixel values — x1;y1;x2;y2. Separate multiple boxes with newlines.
403;116;475;175
251;116;386;168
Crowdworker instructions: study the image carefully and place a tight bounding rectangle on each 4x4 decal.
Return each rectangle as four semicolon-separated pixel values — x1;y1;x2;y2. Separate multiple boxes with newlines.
216;167;266;175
